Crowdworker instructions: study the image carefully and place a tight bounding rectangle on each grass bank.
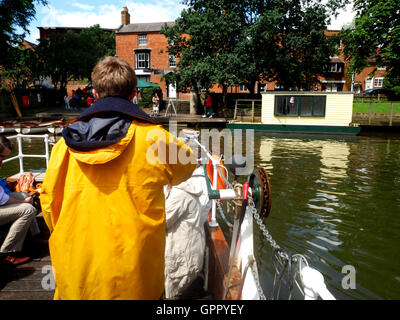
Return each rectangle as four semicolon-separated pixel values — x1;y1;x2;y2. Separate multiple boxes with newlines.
353;102;400;114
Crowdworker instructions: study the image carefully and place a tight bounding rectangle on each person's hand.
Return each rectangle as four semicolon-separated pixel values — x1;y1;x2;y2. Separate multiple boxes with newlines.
23;196;33;204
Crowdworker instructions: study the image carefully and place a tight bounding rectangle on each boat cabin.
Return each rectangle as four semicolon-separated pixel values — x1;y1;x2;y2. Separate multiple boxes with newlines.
262;91;354;127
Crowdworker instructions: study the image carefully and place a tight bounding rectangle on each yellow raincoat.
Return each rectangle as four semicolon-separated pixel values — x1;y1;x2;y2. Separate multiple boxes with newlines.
40;120;196;299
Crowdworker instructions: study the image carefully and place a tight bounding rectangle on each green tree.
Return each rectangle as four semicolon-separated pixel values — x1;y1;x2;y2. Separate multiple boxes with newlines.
162;0;347;109
1;45;41;89
340;0;400;92
35;25;115;92
0;0;47;67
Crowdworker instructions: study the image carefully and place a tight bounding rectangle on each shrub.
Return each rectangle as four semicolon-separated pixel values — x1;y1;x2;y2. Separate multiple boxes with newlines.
138;87;163;109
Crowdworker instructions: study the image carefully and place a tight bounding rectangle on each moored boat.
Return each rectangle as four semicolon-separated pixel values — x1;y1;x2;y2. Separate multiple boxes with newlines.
0;121;17;134
13;119;66;135
228;91;361;135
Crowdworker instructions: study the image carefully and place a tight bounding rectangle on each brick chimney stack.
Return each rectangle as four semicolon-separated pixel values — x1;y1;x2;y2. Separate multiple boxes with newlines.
121;6;130;25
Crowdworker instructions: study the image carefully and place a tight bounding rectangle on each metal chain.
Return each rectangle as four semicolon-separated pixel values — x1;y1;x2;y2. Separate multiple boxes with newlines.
216;200;233;228
249;254;267;300
249;203;291;262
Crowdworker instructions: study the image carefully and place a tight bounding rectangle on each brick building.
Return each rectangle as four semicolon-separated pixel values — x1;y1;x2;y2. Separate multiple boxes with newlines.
116;7;188;99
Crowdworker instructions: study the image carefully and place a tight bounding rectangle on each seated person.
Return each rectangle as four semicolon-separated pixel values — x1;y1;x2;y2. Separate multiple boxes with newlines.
0;136;41;266
164;164;211;299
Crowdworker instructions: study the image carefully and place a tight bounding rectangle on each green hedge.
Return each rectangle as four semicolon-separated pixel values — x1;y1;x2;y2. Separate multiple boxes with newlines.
138;87;163;109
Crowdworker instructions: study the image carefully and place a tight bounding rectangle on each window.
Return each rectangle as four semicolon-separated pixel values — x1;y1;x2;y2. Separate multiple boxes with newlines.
239;84;249;92
135;52;150;69
365;78;373;90
274;95;326;117
329;63;343;73
322;83;343;92
374;77;384;88
138;34;147;46
137;75;150;82
169;54;176;68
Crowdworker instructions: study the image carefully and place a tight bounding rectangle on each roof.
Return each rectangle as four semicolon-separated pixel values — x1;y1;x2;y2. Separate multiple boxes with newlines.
117;22;175;34
38;26;115;32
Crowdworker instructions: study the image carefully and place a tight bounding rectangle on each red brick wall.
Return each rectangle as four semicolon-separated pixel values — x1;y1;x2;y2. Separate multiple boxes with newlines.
116;32;190;100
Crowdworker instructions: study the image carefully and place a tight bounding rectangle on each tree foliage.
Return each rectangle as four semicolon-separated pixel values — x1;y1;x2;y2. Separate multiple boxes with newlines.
340;0;400;92
0;45;41;89
161;0;347;105
35;25;115;92
0;0;47;67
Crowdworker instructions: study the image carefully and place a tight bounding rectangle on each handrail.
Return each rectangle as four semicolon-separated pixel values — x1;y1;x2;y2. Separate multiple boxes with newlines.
2;134;50;175
234;99;262;122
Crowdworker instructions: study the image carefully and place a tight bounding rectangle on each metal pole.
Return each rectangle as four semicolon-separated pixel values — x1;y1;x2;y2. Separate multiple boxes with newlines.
192;139;219;227
209;162;219;227
44;134;50;167
17;135;24;174
252;100;254;122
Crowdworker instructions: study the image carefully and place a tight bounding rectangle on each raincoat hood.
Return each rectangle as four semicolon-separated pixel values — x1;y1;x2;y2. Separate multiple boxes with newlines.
62;96;157;164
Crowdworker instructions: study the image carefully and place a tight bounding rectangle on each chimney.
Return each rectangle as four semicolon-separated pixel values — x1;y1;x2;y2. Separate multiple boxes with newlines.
121;6;130;25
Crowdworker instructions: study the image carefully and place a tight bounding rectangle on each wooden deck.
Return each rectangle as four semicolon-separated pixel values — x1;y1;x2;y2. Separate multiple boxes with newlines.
0;216;54;300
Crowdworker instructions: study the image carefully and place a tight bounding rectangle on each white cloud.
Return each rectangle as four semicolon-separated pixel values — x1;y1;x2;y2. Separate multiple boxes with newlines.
72;2;95;11
327;2;356;30
38;4;120;29
124;1;187;23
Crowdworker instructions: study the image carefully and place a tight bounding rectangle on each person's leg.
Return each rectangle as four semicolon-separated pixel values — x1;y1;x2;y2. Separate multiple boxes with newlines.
9;192;40;236
0;197;37;254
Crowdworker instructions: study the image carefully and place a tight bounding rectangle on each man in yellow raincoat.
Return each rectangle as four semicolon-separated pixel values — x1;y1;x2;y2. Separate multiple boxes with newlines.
40;56;196;299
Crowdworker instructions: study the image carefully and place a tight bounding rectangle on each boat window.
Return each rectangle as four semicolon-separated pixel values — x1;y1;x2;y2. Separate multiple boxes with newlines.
274;95;326;117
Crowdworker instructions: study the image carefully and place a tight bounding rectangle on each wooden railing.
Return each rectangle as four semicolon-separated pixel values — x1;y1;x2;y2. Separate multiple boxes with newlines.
233;99;262;122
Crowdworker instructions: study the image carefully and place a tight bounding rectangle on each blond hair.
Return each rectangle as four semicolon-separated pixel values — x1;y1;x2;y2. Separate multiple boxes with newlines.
91;56;137;99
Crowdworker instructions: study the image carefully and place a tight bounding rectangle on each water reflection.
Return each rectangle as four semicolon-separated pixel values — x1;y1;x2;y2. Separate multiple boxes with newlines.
253;133;400;300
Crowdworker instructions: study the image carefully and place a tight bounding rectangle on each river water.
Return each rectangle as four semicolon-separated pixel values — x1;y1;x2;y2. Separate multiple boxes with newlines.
1;131;399;300
245;131;400;300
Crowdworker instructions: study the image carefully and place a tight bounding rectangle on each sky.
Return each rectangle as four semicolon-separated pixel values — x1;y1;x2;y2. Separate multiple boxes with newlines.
24;0;356;44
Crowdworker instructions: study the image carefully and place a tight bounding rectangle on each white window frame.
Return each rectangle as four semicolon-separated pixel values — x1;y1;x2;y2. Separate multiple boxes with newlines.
365;78;373;90
374;77;384;88
239;84;249;92
169;54;176;68
329;63;343;73
135;52;149;69
138;34;147;46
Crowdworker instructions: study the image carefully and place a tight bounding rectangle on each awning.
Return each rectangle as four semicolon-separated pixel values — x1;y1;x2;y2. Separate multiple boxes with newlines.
136;79;159;88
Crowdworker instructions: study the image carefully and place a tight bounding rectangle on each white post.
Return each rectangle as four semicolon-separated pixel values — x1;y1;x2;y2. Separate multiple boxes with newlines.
209;161;219;227
17;135;24;174
44;134;50;167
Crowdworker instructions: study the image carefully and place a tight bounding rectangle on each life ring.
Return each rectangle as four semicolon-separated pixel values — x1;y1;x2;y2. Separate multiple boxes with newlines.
206;155;226;190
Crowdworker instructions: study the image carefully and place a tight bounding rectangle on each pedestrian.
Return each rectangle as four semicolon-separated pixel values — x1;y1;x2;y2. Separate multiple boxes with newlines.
40;56;197;300
64;94;71;111
73;87;81;110
202;91;214;118
152;92;160;116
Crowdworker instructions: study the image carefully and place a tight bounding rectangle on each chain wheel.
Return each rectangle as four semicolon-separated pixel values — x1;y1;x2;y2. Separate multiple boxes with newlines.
248;167;272;220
